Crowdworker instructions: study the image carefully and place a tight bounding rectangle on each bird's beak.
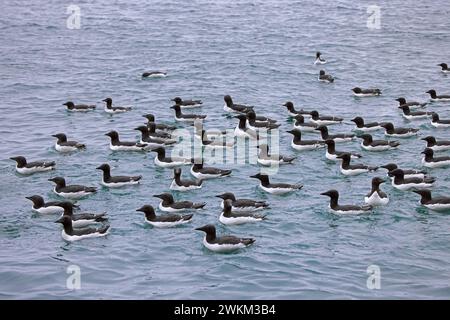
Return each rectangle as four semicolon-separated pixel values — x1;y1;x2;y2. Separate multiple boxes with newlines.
249;174;258;179
95;166;102;170
195;226;205;231
215;195;224;199
51;134;58;137
153;194;162;198
25;196;33;200
320;192;328;196
102;98;108;102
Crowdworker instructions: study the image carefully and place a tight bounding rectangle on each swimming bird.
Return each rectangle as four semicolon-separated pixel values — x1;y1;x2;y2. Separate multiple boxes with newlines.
421;136;450;151
55;215;109;242
430;112;450;128
150;146;190;168
190;162;232;179
314;51;327;65
102;97;132;113
142;114;176;131
388;168;435;190
223;95;254;113
195;224;255;253
395;97;427;109
437;63;449;73
320;190;372;215
283;102;312;118
250;173;303;194
426;90;450;102
96;164;142;188
153;193;206;212
324;139;361;160
234;114;258;139
246;110;280;130
380;163;426;179
219;199;266;225
134;126;176;147
142;71;167;78
145;122;173;139
257;143;296;166
350;117;383;132
105;130;148;151
336;153;378;176
136;205;193;228
172;97;203;108
358;134;400;151
422;148;450;168
412;190;450;211
171;105;207;122
293;115;318;132
364;177;389;206
315;125;355;142
58;202;107;228
310;110;343;125
10;156;55;175
25;195;66;214
63;101;95;112
352;87;381;97
287;129;325;151
199;130;234;149
48;177;97;199
398;105;432;120
380;123;419;138
216;192;269;212
52;133;85;152
318;70;334;83
170;168;203;191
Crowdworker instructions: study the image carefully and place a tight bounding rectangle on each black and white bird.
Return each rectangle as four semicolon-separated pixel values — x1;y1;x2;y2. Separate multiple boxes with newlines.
136;205;193;228
380;163;427;179
388;168;435;190
321;190;372;215
364;177;389;206
216;192;269;212
63;101;96;112
171;97;202;108
287;129;325;151
199;130;234;149
412;190;450;211
282;102;312;118
145;122;173;139
102;97;132;113
219;199;266;225
10;156;55;175
310;110;343;125
190;162;232;179
438;63;450;73
293;115;318;132
336;153;377;176
96;164;142;188
246;111;280;131
421;136;450;151
314;51;327;65
395;97;427;109
150;146;190;168
234;114;258;139
398;105;432;121
170;168;203;191
350;117;384;132
105;130;148;151
52;133;85;152
25;195;66;214
49;177;97;199
358;134;400;151
422;148;450;168
250;173;303;195
195;224;255;253
134;126;175;147
142;70;167;78
380;123;419;138
55;215;109;242
351;87;381;97
324;139;361;161
257;143;296;166
59;202;107;228
318;70;334;83
171;105;207;122
426;90;450;102
142;114;176;132
430;112;450;128
153;193;206;212
223;95;254;114
315;125;355;142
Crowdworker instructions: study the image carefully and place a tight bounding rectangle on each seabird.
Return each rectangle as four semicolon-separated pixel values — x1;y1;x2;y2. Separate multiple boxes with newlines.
171;105;207;122
150;146;190;168
25;195;66;214
426;90;450;102
172;97;203;108
321;190;372;215
142;114;176;131
137;205;193;228
310;110;343;125
190;162;232;179
398;105;432;120
48;177;97;199
437;63;449;73
59;201;107;228
234;114;258;139
380;123;419;138
153;193;206;212
422;148;450;168
412;190;450;211
318;70;334;83
134;126;176;147
287;129;325;151
358;134;400;151
352;87;381;97
246;110;280;130
257;143;296;166
388;168;435;190
250;173;303;194
380;163;426;179
142;71;167;78
10;156;55;175
52;133;85;152
364;177;389;206
430;112;450;128
215;192;269;212
102;98;132;114
395;97;427;109
314;51;327;65
324;139;361;161
96;164;142;188
219;199;266;225
55;216;109;242
195;224;255;253
105;130;148;151
293;115;318;132
421;136;450;151
199;130;234;149
223;95;254;113
63;101;95;112
336;153;377;176
170;168;203;191
282;102;312;118
315;125;355;142
350;117;383;132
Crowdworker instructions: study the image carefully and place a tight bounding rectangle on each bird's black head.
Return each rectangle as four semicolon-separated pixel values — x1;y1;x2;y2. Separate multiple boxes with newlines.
358;134;372;141
421;136;436;144
172;97;182;104
380;122;393;130
96;163;110;171
286;129;301;137
352;87;362;93
310;110;319;118
224;95;233;104
421;148;434;156
195;224;216;235
52;133;67;141
48;176;66;186
246;110;256;119
319;70;325;76
395;97;406;104
315;125;327;133
438;63;448;69
136;205;156;217
294;115;304;123
430;112;440;122
380;163;397;171
426;89;436;96
10;156;26;166
173;167;182;176
320;189;339;198
105;130;119;139
215;192;235;201
102;97;112;103
142;114;155;122
153;193;173;202
63;101;75;108
283;101;294;109
350;116;364;125
134;125;148;133
25;195;44;205
316;51;321;58
388;168;404;178
372;177;385;186
336;153;351;161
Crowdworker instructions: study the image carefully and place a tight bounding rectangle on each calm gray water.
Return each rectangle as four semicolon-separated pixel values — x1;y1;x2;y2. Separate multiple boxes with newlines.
1;0;450;299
